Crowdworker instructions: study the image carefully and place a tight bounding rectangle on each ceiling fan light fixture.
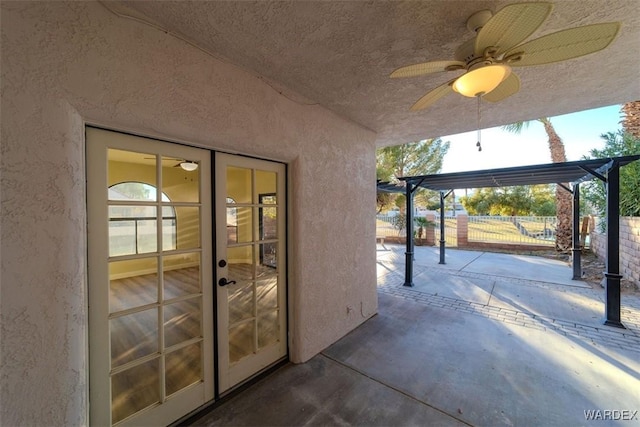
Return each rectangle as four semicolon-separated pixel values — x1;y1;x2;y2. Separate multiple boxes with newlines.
452;64;511;97
180;161;198;171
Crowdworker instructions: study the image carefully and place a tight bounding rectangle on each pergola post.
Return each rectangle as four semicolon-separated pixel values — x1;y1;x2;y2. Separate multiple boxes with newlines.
439;191;446;265
572;183;582;280
604;161;623;328
403;182;414;287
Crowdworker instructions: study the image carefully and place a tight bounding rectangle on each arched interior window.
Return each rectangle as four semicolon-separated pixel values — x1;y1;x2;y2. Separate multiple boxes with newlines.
108;182;177;256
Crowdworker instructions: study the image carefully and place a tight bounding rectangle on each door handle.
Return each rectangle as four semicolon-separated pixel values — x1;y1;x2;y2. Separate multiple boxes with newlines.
218;277;236;287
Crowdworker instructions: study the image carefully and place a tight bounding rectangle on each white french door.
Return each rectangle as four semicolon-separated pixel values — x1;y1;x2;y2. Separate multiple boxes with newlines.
87;127;213;426
214;153;288;393
87;129;288;425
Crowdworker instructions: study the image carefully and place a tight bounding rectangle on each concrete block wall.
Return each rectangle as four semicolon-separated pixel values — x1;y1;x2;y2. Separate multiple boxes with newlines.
590;216;640;288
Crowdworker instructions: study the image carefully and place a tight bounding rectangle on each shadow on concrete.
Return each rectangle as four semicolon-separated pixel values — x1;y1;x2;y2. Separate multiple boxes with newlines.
189;245;640;427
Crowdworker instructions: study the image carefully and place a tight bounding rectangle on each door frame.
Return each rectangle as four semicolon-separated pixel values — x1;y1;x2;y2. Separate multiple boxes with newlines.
86;125;290;423
86;126;215;426
213;152;289;395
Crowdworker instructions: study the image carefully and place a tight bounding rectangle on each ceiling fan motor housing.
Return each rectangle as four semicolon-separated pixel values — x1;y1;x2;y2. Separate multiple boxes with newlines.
454;38;477;63
466;9;493;33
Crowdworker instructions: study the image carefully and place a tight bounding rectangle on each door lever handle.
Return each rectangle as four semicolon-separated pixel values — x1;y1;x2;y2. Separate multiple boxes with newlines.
218;277;236;287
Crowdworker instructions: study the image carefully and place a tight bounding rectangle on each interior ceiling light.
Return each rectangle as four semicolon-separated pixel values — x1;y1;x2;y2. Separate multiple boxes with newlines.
452;64;511;97
180;161;198;171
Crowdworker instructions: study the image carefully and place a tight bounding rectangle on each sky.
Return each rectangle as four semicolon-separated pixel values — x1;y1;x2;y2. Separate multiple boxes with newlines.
439;104;622;174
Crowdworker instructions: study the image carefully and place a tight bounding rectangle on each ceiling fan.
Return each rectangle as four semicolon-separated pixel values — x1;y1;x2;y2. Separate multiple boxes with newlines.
390;2;620;111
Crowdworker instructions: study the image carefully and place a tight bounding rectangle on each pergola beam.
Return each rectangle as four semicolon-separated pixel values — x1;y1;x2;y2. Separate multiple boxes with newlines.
577;165;607;184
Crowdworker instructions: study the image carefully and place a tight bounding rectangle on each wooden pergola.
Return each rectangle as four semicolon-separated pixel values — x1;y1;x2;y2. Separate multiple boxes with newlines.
379;155;640;328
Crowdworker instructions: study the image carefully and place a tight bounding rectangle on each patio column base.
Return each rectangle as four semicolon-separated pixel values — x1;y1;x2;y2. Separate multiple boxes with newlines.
403;251;414;287
571;247;582;280
603;272;624;328
603;319;625;328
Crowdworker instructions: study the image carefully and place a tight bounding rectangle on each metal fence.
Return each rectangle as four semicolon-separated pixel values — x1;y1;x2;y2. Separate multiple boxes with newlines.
434;215;458;246
376;213;407;237
375;213;457;243
376;213;557;247
467;215;556;246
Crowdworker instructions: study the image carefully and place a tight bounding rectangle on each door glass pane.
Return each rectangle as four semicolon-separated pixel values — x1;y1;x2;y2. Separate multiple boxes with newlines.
229;321;255;364
137;219;158;253
161;205;177;251
166;343;202;396
110;308;158;368
227;167;252;204
163;253;200;299
258;310;279;349
256;171;277;202
233;207;253;243
259;206;277;241
229;282;255;324
162;218;177;251
108;204;155;226
111;358;161;424
108;220;137;256
257;243;277;277
109;258;158;313
164;298;202;348
108;149;157;200
226;205;238;243
228;246;254;281
257;277;278;312
109;182;158;202
108;205;158;256
162;156;200;203
175;206;200;250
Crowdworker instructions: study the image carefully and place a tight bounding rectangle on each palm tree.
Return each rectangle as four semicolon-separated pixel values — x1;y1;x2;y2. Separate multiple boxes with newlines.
414;217;435;245
503;118;572;252
621;101;640;138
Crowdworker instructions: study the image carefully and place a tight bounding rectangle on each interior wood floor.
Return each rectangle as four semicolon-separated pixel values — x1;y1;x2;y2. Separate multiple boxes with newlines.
227;263;280;362
107;264;280;424
109;267;202;423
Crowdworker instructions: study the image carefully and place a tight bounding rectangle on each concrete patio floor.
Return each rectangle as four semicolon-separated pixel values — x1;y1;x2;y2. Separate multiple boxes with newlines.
188;245;640;427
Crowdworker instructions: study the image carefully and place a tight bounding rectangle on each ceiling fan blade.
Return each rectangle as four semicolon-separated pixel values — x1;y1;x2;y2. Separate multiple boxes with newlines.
390;61;465;78
503;22;620;67
482;72;520;102
475;2;552;56
410;80;455;111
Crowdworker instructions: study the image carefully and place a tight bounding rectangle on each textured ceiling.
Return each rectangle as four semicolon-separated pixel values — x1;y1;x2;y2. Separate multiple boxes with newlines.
106;1;640;147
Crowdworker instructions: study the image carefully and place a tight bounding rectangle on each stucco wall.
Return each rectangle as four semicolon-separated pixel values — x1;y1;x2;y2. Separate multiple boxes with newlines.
590;216;640;288
0;2;377;425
